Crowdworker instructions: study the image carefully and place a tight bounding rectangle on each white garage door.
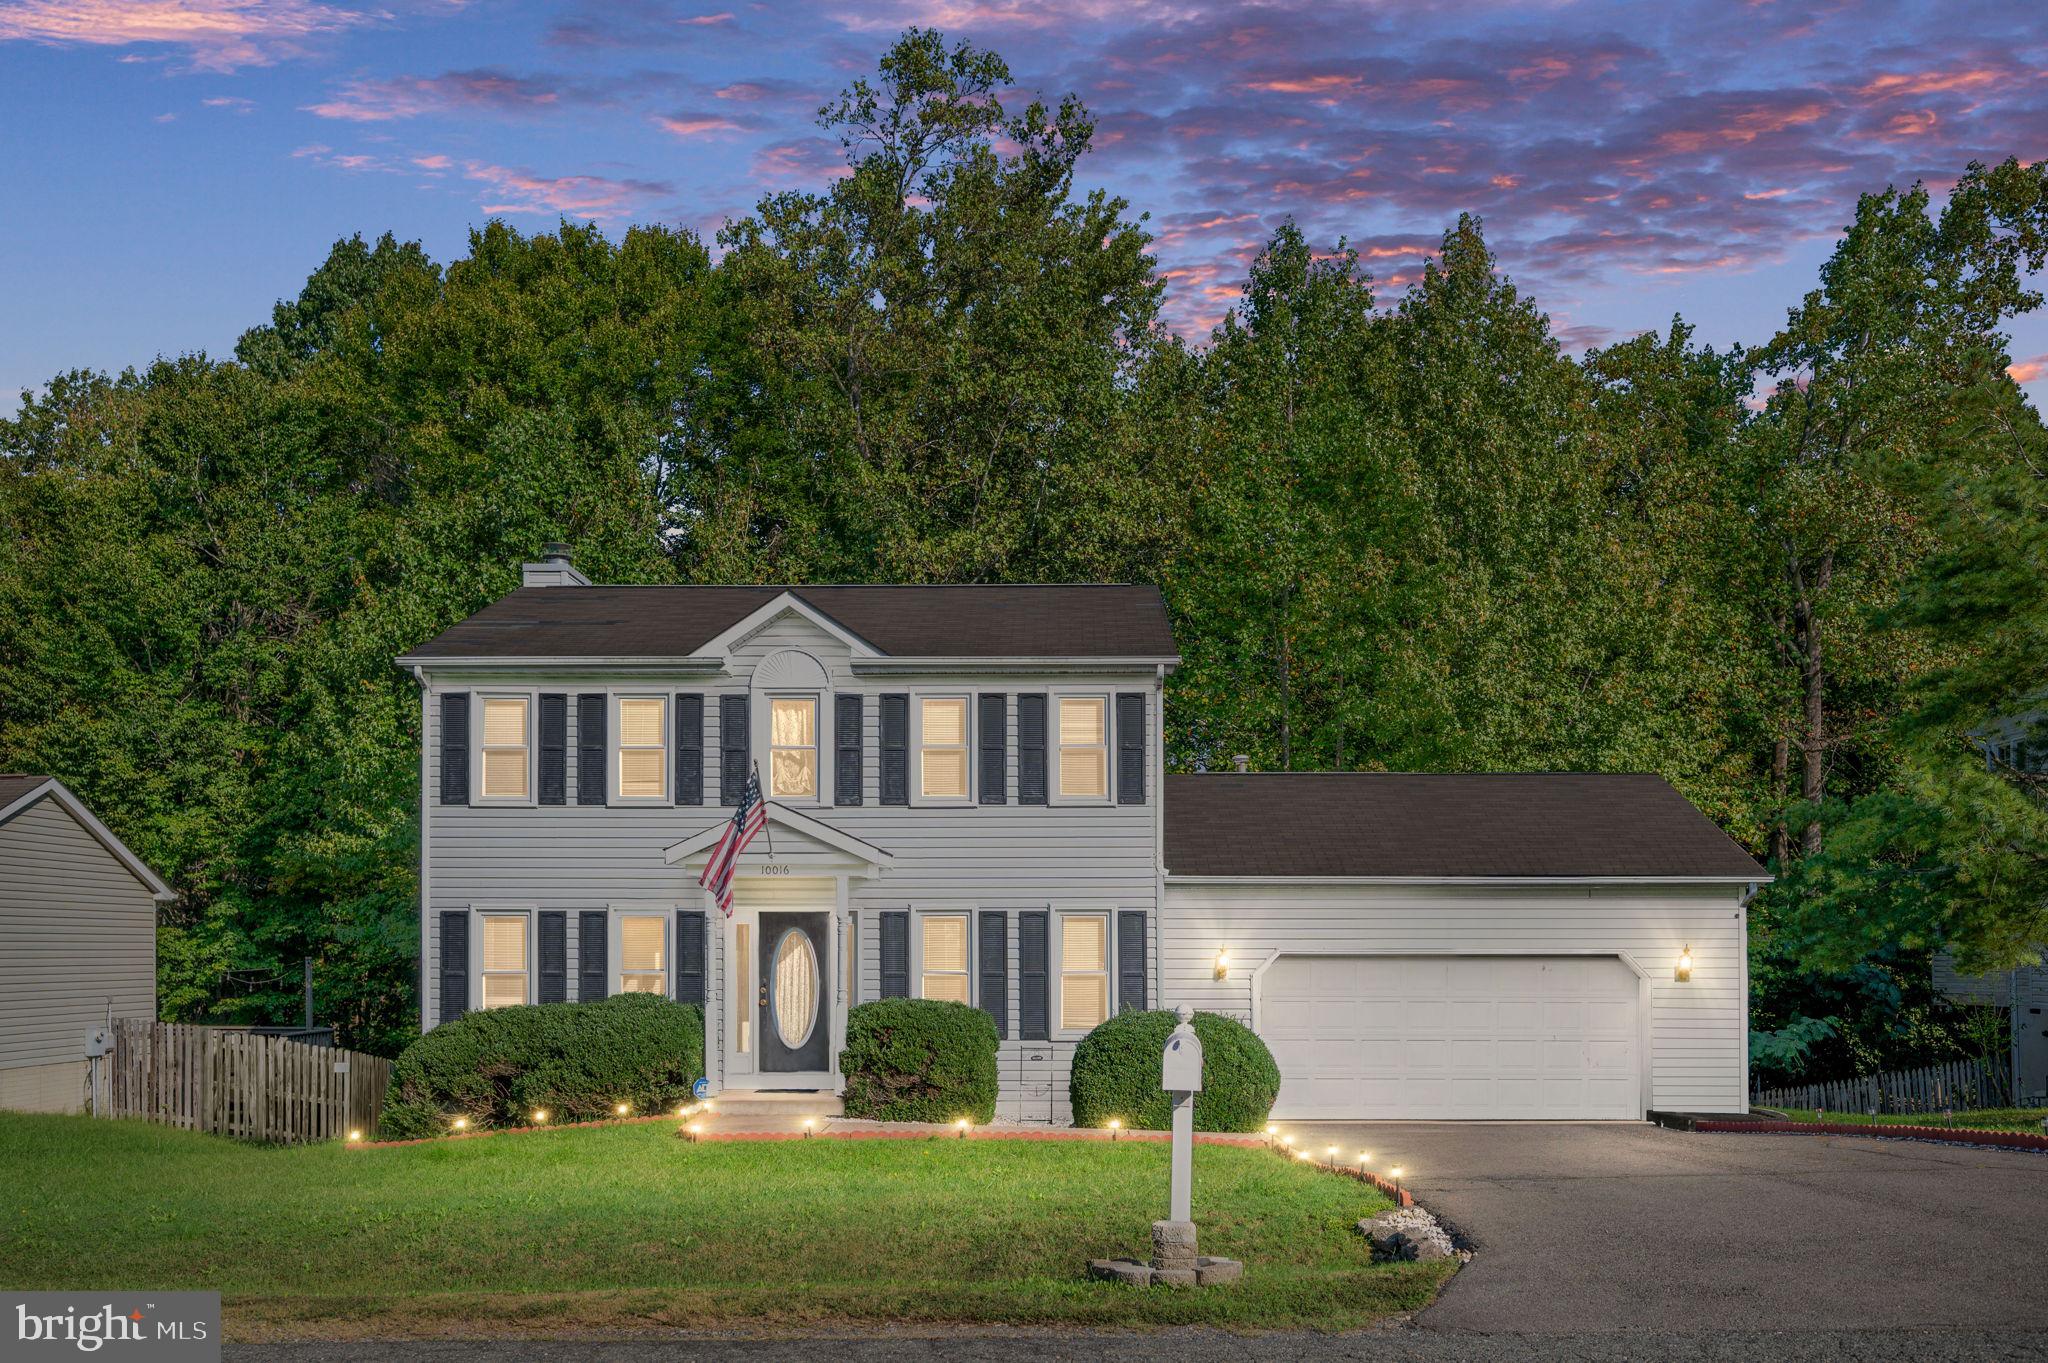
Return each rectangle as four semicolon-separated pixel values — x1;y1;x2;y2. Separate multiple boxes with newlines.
1261;955;1642;1119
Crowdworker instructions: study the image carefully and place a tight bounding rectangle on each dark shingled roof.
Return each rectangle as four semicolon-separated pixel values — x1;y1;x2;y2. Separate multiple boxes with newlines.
403;585;1177;660
1165;772;1764;880
0;774;53;810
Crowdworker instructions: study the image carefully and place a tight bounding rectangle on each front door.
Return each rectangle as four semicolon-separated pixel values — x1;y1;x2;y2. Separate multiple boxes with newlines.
757;911;830;1074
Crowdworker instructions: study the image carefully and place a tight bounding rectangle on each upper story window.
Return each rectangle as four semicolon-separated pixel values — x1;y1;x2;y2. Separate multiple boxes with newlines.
770;697;819;799
480;914;529;1008
1057;697;1108;800
480;697;530;800
1059;913;1108;1030
920;697;969;800
618;914;667;995
617;697;667;800
920;914;969;1003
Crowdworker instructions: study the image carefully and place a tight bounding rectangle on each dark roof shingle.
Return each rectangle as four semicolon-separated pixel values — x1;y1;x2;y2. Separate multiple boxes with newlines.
1165;772;1764;880
0;774;53;810
403;585;1176;660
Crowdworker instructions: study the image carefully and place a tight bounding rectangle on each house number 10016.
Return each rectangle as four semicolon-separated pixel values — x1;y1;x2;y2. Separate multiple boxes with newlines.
758;863;792;876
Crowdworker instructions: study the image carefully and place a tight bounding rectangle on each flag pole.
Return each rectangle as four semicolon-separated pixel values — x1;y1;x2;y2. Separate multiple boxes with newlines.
757;760;776;859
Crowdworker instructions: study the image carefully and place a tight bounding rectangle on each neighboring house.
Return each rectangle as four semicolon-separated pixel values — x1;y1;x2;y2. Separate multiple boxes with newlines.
0;775;175;1114
399;547;1766;1122
1932;952;2048;1103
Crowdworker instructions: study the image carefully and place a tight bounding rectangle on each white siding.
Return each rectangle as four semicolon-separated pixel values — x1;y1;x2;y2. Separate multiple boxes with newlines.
1161;880;1749;1115
0;797;158;1086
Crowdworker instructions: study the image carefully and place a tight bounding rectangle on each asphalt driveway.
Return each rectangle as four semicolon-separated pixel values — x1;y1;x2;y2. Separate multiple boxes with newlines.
1279;1119;2048;1333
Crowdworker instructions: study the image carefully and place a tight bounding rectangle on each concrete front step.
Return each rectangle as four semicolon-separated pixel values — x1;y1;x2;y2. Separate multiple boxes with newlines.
709;1091;844;1119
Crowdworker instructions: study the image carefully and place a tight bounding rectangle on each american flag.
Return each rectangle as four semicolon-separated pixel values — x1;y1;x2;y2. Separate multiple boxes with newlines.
698;765;766;917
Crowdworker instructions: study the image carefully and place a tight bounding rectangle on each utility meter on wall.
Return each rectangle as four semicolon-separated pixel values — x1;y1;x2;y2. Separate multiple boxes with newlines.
82;1026;111;1058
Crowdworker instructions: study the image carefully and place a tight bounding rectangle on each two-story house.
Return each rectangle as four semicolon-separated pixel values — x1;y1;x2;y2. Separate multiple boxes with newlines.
399;547;1766;1122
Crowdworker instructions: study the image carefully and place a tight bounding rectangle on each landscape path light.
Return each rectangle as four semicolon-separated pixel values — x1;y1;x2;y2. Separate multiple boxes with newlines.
956;1118;971;1138
451;1117;468;1131
615;1102;631;1118
347;1129;362;1143
1108;1118;1122;1140
1390;1165;1405;1196
1325;1144;1339;1170
532;1109;547;1124
1357;1150;1371;1174
802;1118;816;1138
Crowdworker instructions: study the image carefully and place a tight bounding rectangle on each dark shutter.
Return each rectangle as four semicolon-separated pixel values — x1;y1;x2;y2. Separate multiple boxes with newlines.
438;911;469;1021
578;910;608;1001
978;911;1008;1039
675;694;704;806
879;910;910;998
879;694;909;805
439;693;470;806
1116;692;1146;805
675;910;706;1006
537;911;567;1004
1017;694;1048;805
576;695;607;805
978;694;1007;804
1117;910;1148;1013
1018;910;1049;1040
835;693;864;805
538;695;567;805
719;695;749;804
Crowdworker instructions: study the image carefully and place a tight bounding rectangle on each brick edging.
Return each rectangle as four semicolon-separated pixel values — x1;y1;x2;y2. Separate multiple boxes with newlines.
1696;1119;2048;1152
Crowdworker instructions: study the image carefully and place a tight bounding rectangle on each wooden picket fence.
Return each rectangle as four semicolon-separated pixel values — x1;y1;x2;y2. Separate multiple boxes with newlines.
104;1020;390;1144
1753;1057;2012;1116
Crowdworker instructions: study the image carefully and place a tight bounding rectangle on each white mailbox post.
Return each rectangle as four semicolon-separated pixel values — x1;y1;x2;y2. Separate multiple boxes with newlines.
1161;1006;1204;1224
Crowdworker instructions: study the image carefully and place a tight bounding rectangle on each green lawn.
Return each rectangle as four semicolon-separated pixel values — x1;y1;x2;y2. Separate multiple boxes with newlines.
1771;1106;2046;1133
0;1113;1450;1338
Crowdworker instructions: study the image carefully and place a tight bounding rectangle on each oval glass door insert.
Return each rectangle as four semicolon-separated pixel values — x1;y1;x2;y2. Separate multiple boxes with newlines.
771;928;819;1050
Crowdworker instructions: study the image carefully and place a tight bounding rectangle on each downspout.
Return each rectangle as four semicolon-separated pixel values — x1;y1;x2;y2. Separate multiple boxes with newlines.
1740;880;1759;1112
1154;664;1167;1013
415;665;431;1036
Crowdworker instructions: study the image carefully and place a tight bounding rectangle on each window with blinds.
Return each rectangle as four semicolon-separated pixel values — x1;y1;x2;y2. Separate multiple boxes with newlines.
616;698;667;800
920;697;969;799
480;697;530;800
1059;913;1108;1030
1056;697;1108;799
770;697;819;798
920;914;970;1003
618;914;667;994
480;915;529;1008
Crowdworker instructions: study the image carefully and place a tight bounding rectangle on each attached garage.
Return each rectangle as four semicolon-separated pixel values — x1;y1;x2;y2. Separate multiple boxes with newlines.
1161;773;1766;1120
1258;953;1642;1120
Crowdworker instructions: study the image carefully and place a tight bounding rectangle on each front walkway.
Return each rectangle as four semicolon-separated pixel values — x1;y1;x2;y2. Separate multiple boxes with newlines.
1274;1119;2048;1333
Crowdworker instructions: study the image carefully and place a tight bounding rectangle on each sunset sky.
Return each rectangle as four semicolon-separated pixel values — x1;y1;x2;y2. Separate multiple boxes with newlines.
3;0;2045;403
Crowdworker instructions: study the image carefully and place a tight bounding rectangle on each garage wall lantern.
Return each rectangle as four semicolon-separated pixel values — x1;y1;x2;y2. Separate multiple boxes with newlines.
1213;949;1231;980
1675;946;1693;983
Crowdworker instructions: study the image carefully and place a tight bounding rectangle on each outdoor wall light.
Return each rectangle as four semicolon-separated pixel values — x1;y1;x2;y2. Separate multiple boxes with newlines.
1213;950;1231;980
1675;946;1694;983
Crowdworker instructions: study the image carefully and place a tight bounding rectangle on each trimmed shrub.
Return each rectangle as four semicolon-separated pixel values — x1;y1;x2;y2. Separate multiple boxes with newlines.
839;998;999;1124
381;994;704;1139
1069;1009;1281;1133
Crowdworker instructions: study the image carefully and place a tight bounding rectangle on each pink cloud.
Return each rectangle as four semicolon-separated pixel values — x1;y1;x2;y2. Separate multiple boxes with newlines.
653;112;748;137
2010;354;2048;385
0;0;371;72
304;70;572;123
460;160;673;219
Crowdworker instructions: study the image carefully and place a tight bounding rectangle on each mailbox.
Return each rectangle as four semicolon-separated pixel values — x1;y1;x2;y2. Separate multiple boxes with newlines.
1161;1008;1204;1093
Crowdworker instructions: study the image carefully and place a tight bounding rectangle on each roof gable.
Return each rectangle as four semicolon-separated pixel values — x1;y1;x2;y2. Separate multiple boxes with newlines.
0;776;177;899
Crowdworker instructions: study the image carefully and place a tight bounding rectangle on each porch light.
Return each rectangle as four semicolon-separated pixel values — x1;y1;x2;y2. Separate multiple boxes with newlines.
1675;946;1693;982
1213;950;1231;980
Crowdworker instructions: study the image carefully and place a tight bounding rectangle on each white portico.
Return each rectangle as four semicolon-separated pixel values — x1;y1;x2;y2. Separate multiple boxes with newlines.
665;805;892;1095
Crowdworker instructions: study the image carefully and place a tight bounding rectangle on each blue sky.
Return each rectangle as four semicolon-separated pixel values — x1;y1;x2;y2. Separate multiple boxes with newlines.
3;0;2046;403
